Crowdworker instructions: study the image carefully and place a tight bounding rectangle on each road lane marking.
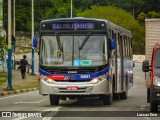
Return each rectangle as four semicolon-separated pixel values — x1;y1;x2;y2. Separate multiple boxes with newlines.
42;106;61;120
12;117;27;120
144;117;150;120
14;99;46;104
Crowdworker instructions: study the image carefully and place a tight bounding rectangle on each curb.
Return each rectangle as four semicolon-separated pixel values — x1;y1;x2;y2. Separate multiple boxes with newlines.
0;88;39;97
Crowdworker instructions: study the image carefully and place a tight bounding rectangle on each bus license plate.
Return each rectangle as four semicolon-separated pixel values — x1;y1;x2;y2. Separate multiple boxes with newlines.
66;86;78;91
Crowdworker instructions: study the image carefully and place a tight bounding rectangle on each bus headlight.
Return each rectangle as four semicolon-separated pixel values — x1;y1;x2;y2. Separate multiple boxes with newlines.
154;76;160;86
89;75;106;84
128;71;133;74
42;76;56;84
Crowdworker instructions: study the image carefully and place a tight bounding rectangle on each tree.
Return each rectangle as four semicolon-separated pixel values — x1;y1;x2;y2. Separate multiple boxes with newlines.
0;36;7;50
78;6;145;54
137;11;160;25
0;36;7;60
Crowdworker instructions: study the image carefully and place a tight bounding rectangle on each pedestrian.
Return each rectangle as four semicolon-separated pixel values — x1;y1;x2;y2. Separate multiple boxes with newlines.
19;55;28;79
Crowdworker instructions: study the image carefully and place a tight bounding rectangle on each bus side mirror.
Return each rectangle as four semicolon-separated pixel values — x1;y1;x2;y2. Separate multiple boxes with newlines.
109;38;116;50
142;60;151;72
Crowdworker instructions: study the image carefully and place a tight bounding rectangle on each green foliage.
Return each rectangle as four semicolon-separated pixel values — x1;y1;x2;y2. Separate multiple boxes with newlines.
0;36;7;60
137;11;160;25
4;0;160;54
0;36;7;50
78;6;145;54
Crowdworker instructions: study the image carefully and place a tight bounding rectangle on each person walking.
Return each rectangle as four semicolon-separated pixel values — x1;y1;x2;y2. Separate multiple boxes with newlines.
20;55;28;79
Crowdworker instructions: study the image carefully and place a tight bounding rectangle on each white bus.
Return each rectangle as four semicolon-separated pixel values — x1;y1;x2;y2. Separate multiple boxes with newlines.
34;18;133;105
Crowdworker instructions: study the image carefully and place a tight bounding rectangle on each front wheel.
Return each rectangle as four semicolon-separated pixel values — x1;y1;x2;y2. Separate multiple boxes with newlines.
49;95;59;105
101;95;112;105
150;101;158;112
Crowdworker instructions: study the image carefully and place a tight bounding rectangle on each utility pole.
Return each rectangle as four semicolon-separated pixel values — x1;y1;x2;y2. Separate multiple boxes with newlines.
71;0;72;18
31;0;35;75
7;0;13;90
13;0;16;52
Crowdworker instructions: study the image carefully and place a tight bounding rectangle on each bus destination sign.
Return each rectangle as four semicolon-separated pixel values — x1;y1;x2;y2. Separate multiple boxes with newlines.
52;22;95;30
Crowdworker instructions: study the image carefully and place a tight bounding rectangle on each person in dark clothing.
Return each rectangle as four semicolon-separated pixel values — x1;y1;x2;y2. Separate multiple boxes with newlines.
20;55;28;79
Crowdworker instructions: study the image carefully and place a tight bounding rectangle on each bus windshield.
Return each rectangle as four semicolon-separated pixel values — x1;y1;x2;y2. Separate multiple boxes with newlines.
40;35;108;67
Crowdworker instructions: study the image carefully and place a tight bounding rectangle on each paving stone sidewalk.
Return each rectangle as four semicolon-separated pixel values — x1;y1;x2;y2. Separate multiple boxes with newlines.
0;68;38;96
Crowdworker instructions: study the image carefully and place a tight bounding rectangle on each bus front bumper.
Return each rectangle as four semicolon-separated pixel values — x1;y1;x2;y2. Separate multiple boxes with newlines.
39;79;111;96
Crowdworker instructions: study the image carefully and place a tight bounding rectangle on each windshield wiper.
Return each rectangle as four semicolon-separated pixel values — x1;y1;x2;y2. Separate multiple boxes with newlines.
79;32;91;50
56;33;63;52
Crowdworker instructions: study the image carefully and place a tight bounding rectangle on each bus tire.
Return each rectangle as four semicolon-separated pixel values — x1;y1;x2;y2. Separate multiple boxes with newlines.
150;101;158;112
49;95;59;105
113;94;120;100
101;95;112;105
120;91;128;100
120;86;128;100
120;75;128;100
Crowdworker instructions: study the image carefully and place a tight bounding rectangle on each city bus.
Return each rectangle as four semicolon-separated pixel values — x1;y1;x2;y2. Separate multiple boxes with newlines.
34;18;133;105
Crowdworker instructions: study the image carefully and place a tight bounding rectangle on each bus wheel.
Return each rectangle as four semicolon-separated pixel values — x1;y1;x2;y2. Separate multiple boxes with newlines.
101;95;112;105
120;91;128;100
113;94;120;100
120;78;128;100
49;95;59;105
150;101;158;112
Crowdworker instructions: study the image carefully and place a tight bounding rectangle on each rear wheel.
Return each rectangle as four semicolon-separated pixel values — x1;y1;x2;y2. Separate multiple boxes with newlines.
120;91;128;100
120;76;128;100
49;95;59;105
120;85;128;100
113;93;120;100
150;101;158;112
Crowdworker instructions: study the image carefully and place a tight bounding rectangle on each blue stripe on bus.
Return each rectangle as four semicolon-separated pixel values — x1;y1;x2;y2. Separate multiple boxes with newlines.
39;66;109;80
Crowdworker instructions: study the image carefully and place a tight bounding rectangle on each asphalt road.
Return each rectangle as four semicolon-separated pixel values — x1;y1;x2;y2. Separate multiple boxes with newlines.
0;63;159;120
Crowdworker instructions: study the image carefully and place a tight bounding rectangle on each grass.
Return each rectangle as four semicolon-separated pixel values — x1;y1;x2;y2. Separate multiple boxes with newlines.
0;72;7;84
0;71;38;91
0;79;6;84
12;81;38;90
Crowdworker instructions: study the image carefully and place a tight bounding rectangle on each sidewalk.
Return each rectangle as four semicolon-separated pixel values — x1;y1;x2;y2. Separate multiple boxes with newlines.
0;68;38;96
